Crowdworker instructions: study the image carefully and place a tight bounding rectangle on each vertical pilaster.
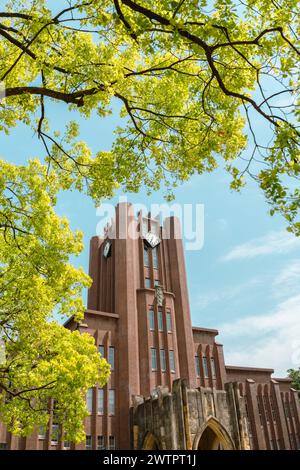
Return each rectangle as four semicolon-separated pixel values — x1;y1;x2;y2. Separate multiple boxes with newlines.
87;236;101;310
164;217;196;387
115;203;140;449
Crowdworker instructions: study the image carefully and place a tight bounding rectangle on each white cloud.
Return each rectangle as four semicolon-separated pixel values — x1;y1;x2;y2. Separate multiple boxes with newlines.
197;278;263;310
273;259;300;297
220;230;300;262
219;294;300;376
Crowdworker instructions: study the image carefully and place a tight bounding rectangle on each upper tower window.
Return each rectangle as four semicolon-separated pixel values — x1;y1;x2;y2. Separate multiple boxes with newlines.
211;357;216;379
151;348;157;370
202;356;209;378
109;346;115;371
158;308;164;331
169;350;175;373
166;311;172;332
152;246;159;269
148;307;155;331
195;355;200;377
144;246;150;267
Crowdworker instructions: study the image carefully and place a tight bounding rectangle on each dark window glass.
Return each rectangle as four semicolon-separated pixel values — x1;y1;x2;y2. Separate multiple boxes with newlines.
109;346;115;370
86;435;92;450
195;356;200;377
158;309;163;331
166;312;172;332
160;349;166;372
97;435;105;450
148;308;155;330
151;348;157;370
153;246;159;269
98;345;104;357
145;278;151;288
144;246;150;267
109;389;115;415
38;425;46;439
51;423;59;445
169;350;175;372
109;436;115;450
202;356;209;378
98;388;104;415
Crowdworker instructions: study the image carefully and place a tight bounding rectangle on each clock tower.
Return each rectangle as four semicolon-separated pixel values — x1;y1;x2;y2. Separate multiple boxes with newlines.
85;202;196;448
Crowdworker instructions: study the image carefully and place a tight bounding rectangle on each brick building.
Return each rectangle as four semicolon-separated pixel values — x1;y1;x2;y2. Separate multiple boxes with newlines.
0;202;299;450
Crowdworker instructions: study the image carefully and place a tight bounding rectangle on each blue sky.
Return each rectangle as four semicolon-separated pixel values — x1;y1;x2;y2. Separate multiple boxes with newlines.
1;97;300;377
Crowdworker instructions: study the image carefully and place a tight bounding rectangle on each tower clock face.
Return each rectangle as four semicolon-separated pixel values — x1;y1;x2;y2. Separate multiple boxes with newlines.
103;240;112;258
144;231;160;249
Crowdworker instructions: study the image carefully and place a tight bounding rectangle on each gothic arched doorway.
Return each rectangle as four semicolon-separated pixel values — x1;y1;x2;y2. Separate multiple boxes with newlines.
142;432;160;450
193;417;235;450
198;426;224;450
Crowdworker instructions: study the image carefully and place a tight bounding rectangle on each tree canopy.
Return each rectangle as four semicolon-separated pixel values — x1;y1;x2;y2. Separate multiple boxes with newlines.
288;367;300;397
0;0;299;440
0;159;110;441
1;0;299;229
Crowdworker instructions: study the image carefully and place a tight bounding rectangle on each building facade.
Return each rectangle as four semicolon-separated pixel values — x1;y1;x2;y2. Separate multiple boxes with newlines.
0;202;299;450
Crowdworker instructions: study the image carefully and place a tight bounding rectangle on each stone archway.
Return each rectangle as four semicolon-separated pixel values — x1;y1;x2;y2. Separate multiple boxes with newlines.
142;432;160;450
193;417;235;450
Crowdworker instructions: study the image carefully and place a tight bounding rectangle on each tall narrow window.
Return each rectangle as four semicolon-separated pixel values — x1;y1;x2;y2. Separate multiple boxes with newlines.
202;356;209;378
143;246;150;267
154;279;160;287
98;345;104;357
160;349;166;372
166;311;172;332
97;435;105;450
109;436;116;450
148;308;155;331
109;389;115;415
195;356;200;377
109;346;115;370
263;396;270;422
158;308;163;331
211;357;216;379
86;388;93;414
0;443;8;450
151;348;157;370
38;425;46;440
270;397;276;421
145;277;151;288
51;422;59;445
98;388;104;415
86;435;92;450
169;350;175;372
257;397;263;425
152;246;159;269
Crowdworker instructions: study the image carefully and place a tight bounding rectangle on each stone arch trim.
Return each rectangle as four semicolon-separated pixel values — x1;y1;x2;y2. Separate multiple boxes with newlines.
192;416;235;450
142;432;161;450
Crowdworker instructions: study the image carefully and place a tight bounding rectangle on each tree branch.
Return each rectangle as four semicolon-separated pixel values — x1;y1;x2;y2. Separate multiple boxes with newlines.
5;86;102;106
114;0;137;40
